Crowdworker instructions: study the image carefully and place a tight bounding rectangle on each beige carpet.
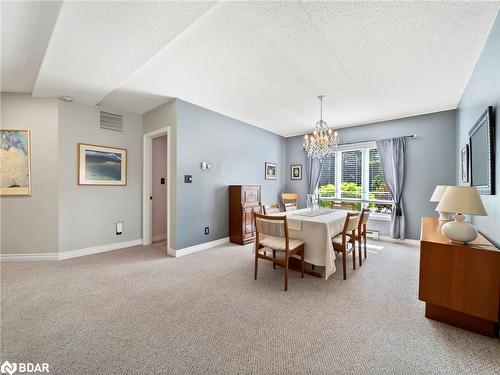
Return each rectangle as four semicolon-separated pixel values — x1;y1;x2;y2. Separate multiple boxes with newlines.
1;240;499;374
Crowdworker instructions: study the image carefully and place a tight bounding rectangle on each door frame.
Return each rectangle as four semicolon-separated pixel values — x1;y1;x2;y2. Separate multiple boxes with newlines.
143;127;171;251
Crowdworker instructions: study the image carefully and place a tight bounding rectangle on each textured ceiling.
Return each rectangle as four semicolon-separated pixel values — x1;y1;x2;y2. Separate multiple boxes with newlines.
1;1;62;92
2;1;499;136
31;1;216;104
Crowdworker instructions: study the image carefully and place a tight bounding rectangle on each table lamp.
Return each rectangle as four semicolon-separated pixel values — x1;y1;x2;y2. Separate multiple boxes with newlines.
436;186;487;244
430;185;451;221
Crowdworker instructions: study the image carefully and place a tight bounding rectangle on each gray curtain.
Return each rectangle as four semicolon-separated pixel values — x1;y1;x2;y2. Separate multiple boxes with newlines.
375;137;406;240
306;156;323;194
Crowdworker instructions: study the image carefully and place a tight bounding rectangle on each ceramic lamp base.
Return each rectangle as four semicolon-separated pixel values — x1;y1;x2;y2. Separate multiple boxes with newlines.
441;214;478;244
437;211;450;221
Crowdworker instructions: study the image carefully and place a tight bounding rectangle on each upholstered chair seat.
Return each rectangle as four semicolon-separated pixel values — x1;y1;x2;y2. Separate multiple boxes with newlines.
331;234;353;249
259;236;304;251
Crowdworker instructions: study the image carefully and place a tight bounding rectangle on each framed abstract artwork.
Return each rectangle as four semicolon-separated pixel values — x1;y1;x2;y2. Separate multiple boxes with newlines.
461;144;469;183
0;129;32;196
265;162;277;180
78;143;127;185
291;164;302;180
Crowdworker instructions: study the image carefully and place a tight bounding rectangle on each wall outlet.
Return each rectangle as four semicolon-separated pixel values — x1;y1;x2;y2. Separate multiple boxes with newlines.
116;221;123;235
204;227;209;235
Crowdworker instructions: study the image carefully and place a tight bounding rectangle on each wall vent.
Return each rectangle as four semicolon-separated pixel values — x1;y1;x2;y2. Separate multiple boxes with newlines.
100;111;123;132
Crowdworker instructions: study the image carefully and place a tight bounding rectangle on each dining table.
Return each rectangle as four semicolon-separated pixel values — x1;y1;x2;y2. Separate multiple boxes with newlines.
270;208;349;280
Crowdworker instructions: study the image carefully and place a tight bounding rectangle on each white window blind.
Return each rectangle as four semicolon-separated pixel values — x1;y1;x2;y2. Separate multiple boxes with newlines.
369;148;391;201
319;153;335;186
341;150;362;199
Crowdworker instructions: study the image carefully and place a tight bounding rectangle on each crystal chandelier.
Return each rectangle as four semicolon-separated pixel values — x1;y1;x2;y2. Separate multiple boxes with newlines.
303;95;339;160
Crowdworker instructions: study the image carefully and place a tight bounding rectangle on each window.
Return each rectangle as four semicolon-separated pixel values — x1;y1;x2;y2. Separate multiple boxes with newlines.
369;148;390;201
368;148;392;213
318;153;336;206
317;146;392;214
341;150;362;199
319;153;335;186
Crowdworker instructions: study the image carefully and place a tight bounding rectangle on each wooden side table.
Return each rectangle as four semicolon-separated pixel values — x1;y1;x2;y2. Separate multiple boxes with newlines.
418;217;500;337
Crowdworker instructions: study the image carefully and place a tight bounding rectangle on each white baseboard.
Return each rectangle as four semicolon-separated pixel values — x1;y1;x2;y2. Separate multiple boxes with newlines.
168;237;230;257
0;252;59;261
58;239;143;260
152;234;167;242
1;239;143;261
379;236;419;247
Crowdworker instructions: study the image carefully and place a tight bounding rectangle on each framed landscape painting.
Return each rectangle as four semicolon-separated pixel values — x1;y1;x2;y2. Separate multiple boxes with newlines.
265;162;277;180
78;143;127;185
0;129;31;196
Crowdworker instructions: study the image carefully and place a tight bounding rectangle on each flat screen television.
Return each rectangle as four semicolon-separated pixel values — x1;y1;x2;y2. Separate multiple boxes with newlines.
469;106;495;195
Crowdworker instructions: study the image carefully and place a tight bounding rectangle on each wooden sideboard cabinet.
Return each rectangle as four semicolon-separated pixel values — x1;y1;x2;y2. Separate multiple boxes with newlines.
229;185;262;245
419;217;500;337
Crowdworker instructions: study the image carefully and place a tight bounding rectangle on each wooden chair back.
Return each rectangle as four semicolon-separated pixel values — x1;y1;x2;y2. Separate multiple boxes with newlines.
356;208;370;266
358;208;370;228
284;203;297;211
253;212;290;250
331;200;355;210
281;193;298;206
333;212;360;280
263;204;280;215
342;212;359;237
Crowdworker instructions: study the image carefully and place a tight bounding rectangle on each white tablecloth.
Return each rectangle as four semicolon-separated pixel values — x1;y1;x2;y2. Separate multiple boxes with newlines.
273;208;348;280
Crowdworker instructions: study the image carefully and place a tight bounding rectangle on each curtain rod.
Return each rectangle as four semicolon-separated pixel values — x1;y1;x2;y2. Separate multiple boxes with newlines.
337;134;415;147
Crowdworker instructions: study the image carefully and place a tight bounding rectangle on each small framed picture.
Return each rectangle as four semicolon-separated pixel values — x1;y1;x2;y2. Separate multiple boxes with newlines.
461;144;469;183
291;164;302;180
265;162;277;180
78;143;127;185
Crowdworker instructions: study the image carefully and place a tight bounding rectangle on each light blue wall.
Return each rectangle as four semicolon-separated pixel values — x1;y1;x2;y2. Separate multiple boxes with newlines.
456;12;500;247
175;100;286;249
286;110;457;240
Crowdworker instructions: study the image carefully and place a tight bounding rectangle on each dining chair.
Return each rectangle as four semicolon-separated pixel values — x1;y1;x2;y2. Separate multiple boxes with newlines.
281;192;298;208
331;212;359;280
284;203;297;212
353;208;370;266
253;212;305;291
331;200;355;210
263;204;280;214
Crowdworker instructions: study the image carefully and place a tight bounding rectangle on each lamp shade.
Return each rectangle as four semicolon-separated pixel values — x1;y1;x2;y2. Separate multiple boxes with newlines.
430;185;450;202
436;186;487;216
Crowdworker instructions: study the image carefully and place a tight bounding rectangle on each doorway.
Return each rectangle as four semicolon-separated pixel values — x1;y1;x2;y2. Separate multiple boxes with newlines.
152;134;167;246
143;127;170;253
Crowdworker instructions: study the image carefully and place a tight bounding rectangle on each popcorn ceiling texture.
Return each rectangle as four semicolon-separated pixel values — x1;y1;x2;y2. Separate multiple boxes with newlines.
5;2;498;133
87;2;497;134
